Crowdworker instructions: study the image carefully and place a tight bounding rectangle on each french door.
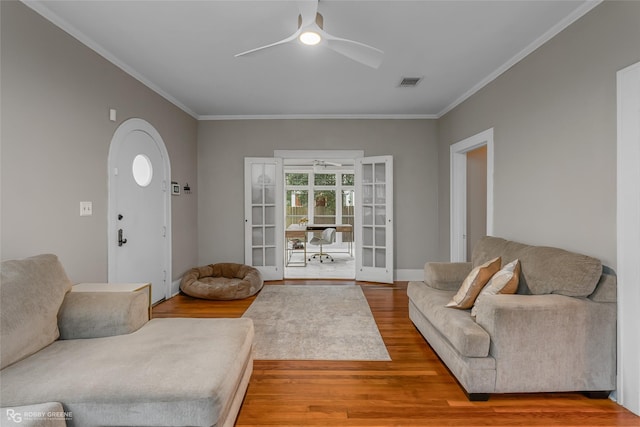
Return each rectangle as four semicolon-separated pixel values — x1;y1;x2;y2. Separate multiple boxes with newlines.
244;155;393;283
355;156;394;283
244;158;284;280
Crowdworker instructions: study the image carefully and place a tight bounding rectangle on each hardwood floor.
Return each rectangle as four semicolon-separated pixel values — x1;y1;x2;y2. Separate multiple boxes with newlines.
153;281;638;426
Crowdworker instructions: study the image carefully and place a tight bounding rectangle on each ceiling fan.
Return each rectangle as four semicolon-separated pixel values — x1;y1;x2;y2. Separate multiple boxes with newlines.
313;160;342;167
312;160;342;172
235;0;384;69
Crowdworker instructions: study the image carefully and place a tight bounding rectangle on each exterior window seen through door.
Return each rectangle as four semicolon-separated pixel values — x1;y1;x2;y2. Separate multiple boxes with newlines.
285;170;355;243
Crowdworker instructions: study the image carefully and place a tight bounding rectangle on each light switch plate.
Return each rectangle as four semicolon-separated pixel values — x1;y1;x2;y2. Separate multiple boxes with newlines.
80;201;92;216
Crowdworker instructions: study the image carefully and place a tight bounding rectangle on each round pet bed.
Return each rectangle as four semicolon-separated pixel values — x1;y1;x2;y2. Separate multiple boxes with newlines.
180;263;263;300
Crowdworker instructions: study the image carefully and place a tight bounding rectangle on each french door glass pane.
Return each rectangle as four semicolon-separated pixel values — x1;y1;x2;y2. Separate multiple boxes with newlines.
264;226;275;246
252;228;263;246
363;164;373;183
263;165;276;204
375;248;386;268
375;184;386;203
265;247;276;266
363;206;373;225
375;206;386;225
252;207;262;225
252;248;263;266
363;185;373;204
265;206;276;225
363;247;373;267
375;227;386;246
375;163;386;182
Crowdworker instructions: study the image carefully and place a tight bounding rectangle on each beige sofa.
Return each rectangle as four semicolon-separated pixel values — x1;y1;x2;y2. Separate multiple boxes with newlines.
0;254;254;426
408;236;616;400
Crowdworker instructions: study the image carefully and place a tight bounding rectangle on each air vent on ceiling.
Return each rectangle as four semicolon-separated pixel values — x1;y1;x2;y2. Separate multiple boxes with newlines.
399;77;422;88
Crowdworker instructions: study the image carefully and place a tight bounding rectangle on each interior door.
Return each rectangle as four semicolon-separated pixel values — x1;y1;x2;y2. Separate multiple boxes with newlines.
108;119;171;304
244;157;283;280
355;155;393;283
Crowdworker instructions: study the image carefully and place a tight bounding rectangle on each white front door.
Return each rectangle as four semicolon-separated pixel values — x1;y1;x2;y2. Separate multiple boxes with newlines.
108;119;171;304
355;155;394;283
244;157;284;280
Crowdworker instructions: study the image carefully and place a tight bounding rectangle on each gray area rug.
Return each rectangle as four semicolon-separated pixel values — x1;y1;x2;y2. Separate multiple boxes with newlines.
242;285;391;361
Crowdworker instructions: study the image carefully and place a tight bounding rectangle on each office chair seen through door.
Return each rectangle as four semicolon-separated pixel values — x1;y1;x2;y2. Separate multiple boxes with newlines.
308;228;336;262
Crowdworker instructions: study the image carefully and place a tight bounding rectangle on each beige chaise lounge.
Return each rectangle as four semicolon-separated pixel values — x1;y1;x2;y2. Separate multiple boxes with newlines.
408;236;617;400
1;254;254;426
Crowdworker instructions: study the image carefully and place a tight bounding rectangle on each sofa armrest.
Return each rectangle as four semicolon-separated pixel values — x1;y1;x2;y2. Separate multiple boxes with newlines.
424;262;472;291
57;291;149;339
474;294;616;392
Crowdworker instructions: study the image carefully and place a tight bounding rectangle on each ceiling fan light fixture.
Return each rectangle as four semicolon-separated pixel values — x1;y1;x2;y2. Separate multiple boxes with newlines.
299;31;322;46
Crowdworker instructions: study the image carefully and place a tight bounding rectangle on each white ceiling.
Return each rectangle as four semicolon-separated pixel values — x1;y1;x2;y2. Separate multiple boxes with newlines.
25;0;599;119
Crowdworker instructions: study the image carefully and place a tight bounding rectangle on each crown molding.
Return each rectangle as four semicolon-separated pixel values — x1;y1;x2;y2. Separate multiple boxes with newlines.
198;114;437;121
22;0;199;120
23;0;602;122
436;0;603;118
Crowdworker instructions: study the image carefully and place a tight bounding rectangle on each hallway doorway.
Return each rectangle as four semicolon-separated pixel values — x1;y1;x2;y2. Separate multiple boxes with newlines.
450;128;494;262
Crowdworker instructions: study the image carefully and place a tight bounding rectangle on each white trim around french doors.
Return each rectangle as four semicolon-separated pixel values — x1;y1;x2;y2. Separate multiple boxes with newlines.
246;150;395;283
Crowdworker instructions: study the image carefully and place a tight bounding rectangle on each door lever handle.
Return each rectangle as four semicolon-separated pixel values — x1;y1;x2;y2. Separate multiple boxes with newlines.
118;228;128;247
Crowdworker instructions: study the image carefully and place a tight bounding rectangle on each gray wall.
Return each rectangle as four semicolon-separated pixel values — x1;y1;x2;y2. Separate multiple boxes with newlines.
438;0;640;268
3;0;638;280
197;119;439;271
1;1;199;282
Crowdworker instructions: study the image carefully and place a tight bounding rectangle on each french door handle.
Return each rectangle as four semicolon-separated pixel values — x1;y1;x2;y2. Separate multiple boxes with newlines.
118;229;128;247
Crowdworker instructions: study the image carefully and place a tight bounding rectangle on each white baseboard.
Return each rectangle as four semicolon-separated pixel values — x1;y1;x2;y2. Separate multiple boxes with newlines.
169;272;421;289
171;278;181;297
394;269;423;281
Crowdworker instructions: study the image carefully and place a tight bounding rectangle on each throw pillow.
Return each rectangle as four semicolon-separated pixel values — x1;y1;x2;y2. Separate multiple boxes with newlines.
446;257;501;310
471;259;521;317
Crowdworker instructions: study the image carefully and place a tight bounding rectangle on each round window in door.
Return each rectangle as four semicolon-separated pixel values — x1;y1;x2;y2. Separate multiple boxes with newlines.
132;154;153;187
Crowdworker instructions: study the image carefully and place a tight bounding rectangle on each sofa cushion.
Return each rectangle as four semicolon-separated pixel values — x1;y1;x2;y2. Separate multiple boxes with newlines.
589;266;617;303
471;236;602;297
484;259;520;295
424;262;473;291
0;318;254;427
446;257;501;309
0;254;72;369
408;281;490;358
471;259;520;317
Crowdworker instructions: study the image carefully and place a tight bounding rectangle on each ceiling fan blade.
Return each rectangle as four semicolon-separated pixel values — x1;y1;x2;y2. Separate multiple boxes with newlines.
235;31;299;58
322;32;384;69
297;0;319;28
